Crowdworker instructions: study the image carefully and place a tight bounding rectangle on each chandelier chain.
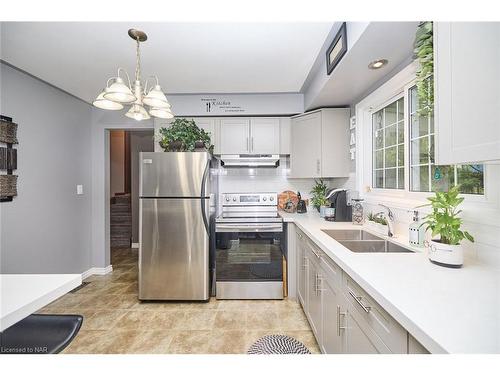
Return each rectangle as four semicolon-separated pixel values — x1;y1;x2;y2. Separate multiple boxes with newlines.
135;37;141;83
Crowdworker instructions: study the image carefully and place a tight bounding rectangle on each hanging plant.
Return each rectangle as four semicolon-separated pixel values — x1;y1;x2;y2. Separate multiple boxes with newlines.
158;118;213;152
414;21;434;116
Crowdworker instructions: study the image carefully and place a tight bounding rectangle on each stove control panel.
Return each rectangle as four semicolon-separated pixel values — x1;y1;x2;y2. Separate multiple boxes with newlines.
221;193;278;206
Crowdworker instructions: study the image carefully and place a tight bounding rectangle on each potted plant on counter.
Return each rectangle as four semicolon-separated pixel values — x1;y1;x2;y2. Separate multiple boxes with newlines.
310;179;331;216
366;212;389;236
418;186;474;268
158;118;213;152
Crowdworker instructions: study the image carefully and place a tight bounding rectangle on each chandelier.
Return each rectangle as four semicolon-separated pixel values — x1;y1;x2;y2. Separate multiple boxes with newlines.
93;29;174;121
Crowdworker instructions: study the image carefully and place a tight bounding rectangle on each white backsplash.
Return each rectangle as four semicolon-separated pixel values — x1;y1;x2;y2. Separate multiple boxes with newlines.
214;156;356;199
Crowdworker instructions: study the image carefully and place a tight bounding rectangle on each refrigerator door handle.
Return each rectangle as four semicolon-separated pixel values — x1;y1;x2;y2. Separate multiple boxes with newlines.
200;160;210;234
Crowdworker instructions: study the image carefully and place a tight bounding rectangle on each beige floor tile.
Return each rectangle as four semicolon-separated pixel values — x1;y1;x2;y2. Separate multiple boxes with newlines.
154;311;187;330
114;310;157;330
105;294;139;309
277;308;312;331
246;310;280;330
284;330;321;354
216;300;249;310
82;309;128;330
126;330;175;354
62;330;109;354
167;330;212;354
206;330;249;354
178;310;217;330
214;310;247;330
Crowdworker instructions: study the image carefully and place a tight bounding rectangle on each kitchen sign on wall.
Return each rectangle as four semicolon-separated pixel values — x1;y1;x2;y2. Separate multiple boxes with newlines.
201;97;245;114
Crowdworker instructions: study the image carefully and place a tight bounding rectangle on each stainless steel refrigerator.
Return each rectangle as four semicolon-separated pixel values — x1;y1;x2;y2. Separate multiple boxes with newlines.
139;152;214;301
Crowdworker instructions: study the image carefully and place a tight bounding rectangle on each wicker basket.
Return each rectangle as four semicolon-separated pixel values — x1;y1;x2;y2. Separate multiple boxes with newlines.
0;120;18;144
0;174;18;197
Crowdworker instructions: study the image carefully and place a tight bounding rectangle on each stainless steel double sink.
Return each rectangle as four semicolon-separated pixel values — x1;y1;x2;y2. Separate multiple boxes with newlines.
321;229;414;253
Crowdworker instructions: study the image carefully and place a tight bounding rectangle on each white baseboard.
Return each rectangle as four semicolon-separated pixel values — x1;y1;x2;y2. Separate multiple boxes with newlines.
82;265;113;280
131;242;139;249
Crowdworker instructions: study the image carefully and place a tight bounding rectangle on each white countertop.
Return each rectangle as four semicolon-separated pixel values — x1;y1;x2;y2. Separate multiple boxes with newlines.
0;274;82;331
281;211;500;354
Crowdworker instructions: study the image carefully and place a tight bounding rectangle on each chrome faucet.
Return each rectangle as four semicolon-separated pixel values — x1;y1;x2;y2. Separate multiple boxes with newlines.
375;204;395;237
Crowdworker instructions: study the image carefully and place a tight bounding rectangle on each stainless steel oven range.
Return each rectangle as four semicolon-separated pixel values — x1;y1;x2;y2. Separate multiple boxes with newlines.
215;192;284;300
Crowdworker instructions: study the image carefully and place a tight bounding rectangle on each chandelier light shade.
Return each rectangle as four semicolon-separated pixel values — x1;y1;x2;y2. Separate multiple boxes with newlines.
92;90;124;110
149;107;174;119
93;29;174;121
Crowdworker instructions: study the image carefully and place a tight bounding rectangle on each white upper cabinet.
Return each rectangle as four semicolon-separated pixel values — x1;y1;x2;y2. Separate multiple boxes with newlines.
279;117;292;155
219;117;280;155
220;118;250;154
250;118;280;154
434;22;500;164
290;108;350;178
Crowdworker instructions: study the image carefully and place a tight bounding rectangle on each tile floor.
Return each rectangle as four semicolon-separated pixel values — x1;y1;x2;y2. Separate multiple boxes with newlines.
37;248;320;354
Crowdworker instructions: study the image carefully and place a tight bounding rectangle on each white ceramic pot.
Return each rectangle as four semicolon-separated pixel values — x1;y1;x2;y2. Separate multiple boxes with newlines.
427;240;463;268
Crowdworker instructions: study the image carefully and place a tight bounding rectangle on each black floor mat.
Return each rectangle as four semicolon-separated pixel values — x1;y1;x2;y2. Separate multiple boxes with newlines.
0;314;83;354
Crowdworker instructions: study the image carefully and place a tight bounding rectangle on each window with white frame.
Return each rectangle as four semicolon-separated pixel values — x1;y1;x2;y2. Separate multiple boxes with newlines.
372;97;405;190
371;76;484;195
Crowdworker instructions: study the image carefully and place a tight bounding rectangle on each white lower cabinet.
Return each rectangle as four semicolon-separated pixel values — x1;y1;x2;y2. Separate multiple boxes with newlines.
296;231;307;307
295;227;428;354
306;249;322;341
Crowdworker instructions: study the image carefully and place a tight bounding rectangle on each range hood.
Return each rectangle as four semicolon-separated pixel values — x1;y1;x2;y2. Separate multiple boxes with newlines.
220;154;280;168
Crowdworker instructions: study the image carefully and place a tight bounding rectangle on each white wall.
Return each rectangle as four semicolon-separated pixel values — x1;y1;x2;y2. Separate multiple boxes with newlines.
0;63;93;274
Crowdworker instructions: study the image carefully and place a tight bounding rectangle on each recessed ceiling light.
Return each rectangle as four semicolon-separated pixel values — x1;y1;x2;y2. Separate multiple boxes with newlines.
368;59;388;70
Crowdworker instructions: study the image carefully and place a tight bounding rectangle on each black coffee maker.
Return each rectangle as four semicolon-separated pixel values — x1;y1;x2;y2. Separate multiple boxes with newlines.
327;189;352;222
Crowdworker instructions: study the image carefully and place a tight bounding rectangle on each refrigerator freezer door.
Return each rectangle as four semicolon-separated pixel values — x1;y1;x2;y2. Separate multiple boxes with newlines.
140;152;210;198
139;198;210;300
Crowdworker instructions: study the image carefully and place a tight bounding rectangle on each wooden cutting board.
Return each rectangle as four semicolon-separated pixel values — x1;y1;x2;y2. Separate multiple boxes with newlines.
278;190;299;212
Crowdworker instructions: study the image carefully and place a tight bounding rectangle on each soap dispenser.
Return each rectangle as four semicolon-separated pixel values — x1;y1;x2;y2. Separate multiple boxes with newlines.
408;210;425;247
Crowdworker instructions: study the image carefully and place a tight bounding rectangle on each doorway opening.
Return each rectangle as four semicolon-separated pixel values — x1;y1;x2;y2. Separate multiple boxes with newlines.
109;129;154;261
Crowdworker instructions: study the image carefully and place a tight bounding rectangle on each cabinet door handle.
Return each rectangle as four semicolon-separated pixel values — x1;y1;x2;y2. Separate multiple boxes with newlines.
337;305;346;336
251;137;254;152
348;290;372;313
246;137;249;151
302;257;308;269
316;274;324;295
316;159;320;174
310;246;321;259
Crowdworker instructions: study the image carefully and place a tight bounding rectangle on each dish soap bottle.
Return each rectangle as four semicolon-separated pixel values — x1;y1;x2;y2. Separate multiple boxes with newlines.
408;210;424;247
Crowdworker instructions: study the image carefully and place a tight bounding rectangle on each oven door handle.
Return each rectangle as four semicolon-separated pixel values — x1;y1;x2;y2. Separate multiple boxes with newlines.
216;223;283;232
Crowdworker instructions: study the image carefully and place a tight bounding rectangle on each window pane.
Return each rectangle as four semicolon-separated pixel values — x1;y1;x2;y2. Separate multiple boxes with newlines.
374;128;384;149
385;124;397;147
411;137;429;165
431;165;453;192
385;168;397;189
411;165;429;192
397;145;405;167
410;113;429;138
374;170;384;188
373;110;383;130
397;121;404;145
397;168;404;190
374;150;384;169
385;146;397;168
385;102;397;125
397;98;404;121
457;165;485;194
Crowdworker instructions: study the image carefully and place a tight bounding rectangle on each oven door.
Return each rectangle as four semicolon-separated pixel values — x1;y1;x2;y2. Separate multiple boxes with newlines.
215;222;284;299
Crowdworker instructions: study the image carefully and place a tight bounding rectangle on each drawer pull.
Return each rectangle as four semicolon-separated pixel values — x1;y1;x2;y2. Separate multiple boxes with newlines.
337;305;346;336
349;290;371;313
310;247;321;259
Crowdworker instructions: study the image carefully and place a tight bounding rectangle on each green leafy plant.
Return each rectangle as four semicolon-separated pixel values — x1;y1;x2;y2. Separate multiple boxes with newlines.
158;118;213;152
418;186;474;245
414;21;434;116
367;212;388;226
310;179;328;211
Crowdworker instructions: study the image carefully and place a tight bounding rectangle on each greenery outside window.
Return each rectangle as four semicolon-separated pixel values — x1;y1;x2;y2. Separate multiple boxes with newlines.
372;97;405;190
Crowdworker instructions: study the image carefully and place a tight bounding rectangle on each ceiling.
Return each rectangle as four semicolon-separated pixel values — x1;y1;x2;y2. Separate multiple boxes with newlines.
307;22;419;109
0;22;333;103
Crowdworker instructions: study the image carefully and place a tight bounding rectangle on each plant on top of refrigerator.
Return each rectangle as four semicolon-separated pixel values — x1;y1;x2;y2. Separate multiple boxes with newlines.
158;118;213;152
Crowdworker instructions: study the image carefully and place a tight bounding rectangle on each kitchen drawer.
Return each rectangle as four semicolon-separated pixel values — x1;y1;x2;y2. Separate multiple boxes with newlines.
343;274;407;354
